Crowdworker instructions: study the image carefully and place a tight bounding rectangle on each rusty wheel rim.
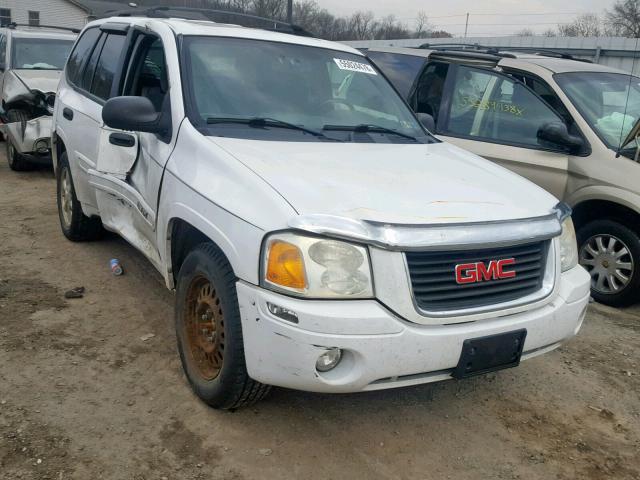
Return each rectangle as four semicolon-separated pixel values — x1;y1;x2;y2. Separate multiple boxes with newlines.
184;275;225;381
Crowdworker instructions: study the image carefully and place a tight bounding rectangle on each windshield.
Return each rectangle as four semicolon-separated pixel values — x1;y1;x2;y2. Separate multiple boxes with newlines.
182;36;431;143
11;37;74;70
555;71;640;150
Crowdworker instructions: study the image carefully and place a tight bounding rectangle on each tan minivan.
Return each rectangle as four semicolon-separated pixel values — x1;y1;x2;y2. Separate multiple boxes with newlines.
367;46;640;307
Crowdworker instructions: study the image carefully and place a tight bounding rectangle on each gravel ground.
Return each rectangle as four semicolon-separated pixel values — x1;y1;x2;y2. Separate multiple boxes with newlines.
0;148;639;480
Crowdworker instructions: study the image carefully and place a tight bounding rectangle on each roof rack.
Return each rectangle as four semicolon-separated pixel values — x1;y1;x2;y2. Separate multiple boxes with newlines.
6;22;80;34
103;6;314;37
418;42;592;63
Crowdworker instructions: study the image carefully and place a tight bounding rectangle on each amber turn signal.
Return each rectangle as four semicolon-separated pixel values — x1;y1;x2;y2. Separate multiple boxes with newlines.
265;240;307;290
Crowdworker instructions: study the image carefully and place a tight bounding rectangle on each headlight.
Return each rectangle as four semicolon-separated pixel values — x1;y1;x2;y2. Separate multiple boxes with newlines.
262;232;374;298
559;218;578;272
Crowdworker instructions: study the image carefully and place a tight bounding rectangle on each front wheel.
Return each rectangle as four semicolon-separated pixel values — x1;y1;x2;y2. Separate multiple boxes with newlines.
578;219;640;307
175;244;270;409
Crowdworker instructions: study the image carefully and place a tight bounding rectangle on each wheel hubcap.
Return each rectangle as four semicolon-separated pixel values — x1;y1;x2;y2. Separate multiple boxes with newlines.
579;234;634;295
184;276;225;380
60;168;73;227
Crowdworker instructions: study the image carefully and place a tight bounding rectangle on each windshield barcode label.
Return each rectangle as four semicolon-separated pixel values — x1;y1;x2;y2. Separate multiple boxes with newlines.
334;59;377;75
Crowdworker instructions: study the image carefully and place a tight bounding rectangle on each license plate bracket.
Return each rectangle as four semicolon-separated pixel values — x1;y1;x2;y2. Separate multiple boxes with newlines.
453;329;527;379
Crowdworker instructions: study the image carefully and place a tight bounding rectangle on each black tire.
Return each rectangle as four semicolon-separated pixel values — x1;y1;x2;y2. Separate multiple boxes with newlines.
577;219;640;307
5;110;32;171
175;243;271;409
56;152;104;242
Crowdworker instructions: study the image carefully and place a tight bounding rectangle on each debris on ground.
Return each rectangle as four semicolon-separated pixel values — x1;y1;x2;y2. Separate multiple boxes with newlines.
140;333;155;342
110;259;124;276
64;286;85;299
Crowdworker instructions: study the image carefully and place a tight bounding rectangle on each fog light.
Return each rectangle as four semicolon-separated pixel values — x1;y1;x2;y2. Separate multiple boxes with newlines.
316;348;342;372
35;138;49;153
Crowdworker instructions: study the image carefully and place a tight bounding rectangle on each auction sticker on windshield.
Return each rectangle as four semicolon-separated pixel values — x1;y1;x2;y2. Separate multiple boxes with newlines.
334;58;377;75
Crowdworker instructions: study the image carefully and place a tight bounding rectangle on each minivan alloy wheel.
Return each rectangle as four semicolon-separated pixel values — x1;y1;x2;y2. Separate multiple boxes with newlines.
579;234;634;294
184;275;225;381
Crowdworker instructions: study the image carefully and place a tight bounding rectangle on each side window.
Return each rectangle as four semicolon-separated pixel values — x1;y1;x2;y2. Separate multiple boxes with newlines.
366;51;426;98
443;65;564;149
0;34;6;69
90;33;126;101
67;28;101;86
124;37;168;111
414;62;449;123
80;34;105;91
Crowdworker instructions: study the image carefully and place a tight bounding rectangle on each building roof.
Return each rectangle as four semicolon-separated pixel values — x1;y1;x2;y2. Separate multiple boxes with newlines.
66;0;137;18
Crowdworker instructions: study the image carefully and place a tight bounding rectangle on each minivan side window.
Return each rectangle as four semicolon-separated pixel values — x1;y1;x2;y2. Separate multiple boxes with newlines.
91;33;126;100
442;65;565;150
66;27;101;86
366;51;426;98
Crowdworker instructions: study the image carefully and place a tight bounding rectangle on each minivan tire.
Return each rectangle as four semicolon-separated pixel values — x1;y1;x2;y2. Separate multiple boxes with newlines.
56;152;104;241
5;110;32;171
175;243;271;409
577;219;640;307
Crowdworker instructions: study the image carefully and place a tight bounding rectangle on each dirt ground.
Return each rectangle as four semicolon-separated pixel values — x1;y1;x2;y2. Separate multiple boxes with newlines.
0;146;639;480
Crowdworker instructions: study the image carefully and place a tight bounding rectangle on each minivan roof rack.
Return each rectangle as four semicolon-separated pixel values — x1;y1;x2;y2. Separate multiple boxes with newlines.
418;42;592;63
104;6;314;37
5;22;80;34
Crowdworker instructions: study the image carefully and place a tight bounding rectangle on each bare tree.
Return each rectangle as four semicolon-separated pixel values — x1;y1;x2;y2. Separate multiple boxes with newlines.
542;28;557;37
606;0;640;37
414;11;431;38
557;13;602;37
516;28;536;36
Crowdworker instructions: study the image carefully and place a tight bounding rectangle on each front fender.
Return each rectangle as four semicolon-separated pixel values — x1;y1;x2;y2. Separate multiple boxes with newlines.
157;171;266;290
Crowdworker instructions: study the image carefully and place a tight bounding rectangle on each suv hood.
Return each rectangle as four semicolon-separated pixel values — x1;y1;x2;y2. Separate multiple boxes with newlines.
211;138;559;224
11;69;61;94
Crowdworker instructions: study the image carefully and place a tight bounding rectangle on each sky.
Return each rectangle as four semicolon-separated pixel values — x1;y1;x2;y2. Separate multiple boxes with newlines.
316;0;619;36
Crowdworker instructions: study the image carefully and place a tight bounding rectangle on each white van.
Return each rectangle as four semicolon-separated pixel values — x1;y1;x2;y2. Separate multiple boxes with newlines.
52;11;590;409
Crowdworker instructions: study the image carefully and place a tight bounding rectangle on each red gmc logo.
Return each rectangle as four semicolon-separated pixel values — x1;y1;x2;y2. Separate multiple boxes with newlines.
455;258;517;284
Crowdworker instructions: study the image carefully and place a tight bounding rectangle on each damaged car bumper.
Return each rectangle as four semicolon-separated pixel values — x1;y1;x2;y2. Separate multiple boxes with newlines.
236;265;591;393
3;115;53;162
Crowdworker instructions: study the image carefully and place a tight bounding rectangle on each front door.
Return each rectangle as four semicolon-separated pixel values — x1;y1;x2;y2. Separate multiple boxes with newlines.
92;33;171;268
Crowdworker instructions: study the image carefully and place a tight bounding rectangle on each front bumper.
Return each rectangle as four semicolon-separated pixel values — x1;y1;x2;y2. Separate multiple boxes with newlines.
237;265;591;393
4;115;53;159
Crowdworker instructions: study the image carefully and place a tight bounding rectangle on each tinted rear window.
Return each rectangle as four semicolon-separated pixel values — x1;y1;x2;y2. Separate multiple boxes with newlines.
66;27;100;85
367;51;426;98
91;33;126;100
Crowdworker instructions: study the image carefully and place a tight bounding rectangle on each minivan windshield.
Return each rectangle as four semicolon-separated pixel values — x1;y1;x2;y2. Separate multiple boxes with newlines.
556;71;640;151
11;37;75;70
182;36;432;143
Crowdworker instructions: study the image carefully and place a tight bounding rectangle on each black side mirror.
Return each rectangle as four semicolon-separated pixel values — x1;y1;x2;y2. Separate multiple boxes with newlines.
417;112;436;132
102;96;169;136
537;122;584;153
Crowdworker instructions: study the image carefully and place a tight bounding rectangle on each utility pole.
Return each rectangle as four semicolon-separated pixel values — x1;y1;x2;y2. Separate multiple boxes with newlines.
287;0;293;24
464;13;469;39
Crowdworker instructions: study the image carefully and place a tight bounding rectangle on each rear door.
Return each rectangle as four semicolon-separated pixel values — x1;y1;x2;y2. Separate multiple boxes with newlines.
55;26;126;209
436;64;571;199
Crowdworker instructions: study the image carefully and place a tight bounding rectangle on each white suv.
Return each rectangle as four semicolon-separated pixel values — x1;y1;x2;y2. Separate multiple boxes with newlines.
52;12;591;409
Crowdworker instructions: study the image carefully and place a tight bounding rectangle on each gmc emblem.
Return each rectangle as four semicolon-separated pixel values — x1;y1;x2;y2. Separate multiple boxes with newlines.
455;258;517;284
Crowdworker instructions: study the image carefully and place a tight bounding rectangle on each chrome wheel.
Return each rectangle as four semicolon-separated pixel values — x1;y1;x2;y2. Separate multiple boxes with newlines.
580;234;634;294
60;167;73;228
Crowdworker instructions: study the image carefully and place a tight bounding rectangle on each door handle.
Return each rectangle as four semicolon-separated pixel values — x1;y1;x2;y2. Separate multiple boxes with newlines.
63;108;73;121
109;132;136;148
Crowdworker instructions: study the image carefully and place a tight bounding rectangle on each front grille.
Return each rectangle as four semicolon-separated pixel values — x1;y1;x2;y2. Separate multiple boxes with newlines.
406;241;549;312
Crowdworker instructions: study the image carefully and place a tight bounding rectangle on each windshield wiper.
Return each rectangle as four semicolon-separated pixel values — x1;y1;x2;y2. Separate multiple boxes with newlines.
323;124;419;142
206;117;340;141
